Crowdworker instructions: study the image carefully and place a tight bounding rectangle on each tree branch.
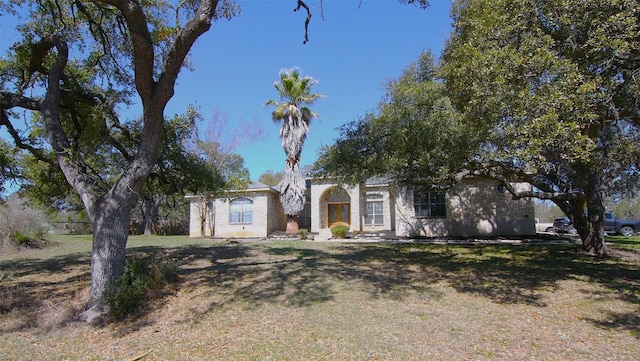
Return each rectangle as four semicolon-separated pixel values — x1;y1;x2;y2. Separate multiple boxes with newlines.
294;0;311;44
0;108;54;165
39;34;101;212
97;0;156;100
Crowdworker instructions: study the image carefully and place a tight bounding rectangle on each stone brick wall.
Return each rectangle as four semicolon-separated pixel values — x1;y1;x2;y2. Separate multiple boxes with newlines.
215;192;272;238
395;178;535;237
359;185;395;232
189;177;536;239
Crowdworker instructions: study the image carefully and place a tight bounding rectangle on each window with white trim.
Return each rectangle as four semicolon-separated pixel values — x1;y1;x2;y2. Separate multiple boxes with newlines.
414;189;446;218
365;201;384;226
229;198;253;224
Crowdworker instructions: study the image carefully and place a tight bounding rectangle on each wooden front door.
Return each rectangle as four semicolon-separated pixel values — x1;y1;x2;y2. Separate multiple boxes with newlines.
328;203;350;228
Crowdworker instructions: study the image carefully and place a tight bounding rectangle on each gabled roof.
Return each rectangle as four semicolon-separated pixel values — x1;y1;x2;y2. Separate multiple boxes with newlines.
246;180;276;191
184;180;277;200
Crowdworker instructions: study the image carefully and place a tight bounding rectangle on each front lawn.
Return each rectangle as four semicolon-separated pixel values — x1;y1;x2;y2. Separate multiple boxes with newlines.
607;234;640;250
1;235;638;360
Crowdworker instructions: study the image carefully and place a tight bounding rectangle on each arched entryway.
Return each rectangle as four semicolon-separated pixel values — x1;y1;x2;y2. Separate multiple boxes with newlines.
321;187;351;229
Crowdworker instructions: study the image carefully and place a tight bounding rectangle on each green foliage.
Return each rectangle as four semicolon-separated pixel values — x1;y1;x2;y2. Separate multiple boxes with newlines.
0;139;19;198
298;228;309;240
441;0;640;192
313;51;470;187
103;256;179;320
258;170;284;187
330;225;349;239
19;153;85;212
265;68;325;122
9;229;49;248
438;0;640;253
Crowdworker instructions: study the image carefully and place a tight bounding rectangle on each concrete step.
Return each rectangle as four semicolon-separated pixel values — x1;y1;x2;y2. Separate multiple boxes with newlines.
314;228;333;242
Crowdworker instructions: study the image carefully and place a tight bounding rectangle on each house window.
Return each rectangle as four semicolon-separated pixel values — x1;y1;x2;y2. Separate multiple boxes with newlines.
230;198;253;224
365;201;384;226
414;189;446;218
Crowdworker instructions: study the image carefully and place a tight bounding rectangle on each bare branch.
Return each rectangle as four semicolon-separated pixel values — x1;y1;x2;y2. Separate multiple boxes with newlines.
294;0;312;44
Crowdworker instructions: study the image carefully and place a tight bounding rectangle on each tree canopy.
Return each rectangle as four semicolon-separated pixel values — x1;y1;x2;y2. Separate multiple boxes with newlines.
313;51;471;187
0;0;239;318
315;1;640;254
440;0;640;253
258;170;284;188
0;139;20;199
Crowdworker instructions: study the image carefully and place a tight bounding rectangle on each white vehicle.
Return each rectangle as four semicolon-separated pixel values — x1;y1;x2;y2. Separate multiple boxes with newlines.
535;218;554;233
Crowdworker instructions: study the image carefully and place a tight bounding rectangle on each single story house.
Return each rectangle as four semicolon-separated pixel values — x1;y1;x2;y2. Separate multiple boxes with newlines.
187;177;536;239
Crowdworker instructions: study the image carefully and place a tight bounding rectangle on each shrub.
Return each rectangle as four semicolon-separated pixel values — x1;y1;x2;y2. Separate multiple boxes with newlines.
299;228;309;240
330;225;349;239
9;228;49;248
0;197;49;248
103;256;179;320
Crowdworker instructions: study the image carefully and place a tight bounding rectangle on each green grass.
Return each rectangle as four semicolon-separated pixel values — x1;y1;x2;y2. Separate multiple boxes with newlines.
607;235;640;250
1;235;639;360
0;234;214;262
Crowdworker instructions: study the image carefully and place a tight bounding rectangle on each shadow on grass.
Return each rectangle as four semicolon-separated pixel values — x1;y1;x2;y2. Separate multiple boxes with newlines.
0;252;92;332
585;310;640;338
607;236;640;249
1;241;638;337
154;242;639;337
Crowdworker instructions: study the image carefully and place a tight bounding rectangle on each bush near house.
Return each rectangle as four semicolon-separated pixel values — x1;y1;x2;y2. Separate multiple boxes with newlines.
330;225;349;239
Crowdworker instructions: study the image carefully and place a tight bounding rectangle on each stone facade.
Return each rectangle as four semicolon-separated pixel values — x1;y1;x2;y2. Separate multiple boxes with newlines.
394;178;535;237
308;178;395;233
187;177;536;238
186;182;286;238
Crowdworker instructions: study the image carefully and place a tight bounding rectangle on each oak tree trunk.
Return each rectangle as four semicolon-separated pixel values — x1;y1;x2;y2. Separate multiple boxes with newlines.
88;197;131;307
582;174;608;255
143;198;160;235
563;170;608;255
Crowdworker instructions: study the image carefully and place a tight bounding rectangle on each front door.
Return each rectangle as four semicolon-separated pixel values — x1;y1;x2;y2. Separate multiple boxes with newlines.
328;203;350;228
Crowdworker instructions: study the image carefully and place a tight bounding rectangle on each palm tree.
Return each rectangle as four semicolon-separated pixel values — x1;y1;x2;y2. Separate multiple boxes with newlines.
265;67;324;234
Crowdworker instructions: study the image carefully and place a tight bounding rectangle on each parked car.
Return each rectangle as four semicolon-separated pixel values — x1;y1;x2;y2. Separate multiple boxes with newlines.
553;217;577;234
535;218;554;233
604;212;640;237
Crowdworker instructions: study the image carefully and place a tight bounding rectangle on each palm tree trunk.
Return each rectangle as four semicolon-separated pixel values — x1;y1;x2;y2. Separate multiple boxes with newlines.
286;214;300;234
280;157;306;234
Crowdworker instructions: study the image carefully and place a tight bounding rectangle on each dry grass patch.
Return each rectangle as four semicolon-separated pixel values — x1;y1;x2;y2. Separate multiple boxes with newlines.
1;237;639;360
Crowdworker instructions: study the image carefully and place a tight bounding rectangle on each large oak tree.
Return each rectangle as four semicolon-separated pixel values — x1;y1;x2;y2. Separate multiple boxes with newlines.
0;0;238;320
316;6;640;255
1;0;432;321
441;0;640;254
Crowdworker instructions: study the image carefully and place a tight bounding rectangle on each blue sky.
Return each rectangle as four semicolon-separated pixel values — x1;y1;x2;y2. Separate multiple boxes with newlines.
1;0;453;180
